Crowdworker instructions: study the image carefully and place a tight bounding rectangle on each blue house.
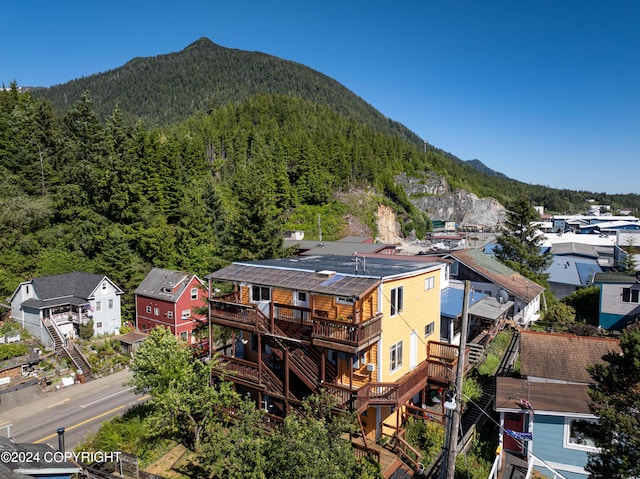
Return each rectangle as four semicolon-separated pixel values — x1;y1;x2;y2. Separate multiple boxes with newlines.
593;272;640;330
495;331;620;478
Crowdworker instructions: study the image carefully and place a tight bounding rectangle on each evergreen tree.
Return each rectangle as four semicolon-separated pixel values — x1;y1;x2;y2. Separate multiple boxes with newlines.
586;326;640;478
494;195;552;275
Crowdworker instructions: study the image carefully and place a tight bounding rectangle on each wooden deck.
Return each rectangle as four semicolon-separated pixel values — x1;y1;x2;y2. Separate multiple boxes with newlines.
346;434;415;478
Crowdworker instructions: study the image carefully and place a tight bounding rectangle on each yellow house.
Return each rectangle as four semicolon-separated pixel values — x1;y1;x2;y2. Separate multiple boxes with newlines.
205;254;459;446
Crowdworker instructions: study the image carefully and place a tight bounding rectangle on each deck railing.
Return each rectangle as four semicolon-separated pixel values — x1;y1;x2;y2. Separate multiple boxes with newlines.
210;298;382;349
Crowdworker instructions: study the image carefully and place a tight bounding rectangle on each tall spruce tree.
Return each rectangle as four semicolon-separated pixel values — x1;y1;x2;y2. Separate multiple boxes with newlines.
586;326;640;478
494;195;552;275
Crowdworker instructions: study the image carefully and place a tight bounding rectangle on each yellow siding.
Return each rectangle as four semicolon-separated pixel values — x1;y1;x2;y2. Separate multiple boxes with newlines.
378;269;441;383
272;288;292;304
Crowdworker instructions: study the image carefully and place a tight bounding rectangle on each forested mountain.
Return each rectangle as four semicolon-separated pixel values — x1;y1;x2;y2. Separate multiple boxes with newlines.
30;37;421;143
2;39;639;321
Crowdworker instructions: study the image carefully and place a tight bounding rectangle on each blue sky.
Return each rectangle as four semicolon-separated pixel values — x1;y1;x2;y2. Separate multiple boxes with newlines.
1;1;638;196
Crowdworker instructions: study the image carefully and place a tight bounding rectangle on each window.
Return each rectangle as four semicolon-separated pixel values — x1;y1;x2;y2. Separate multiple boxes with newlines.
191;288;198;300
96;321;103;328
108;299;113;309
297;291;307;303
425;276;435;290
96;301;101;312
180;331;188;341
425;321;435;337
450;261;459;276
145;305;151;314
154;307;160;316
444;266;449;281
390;286;404;316
251;286;271;302
167;311;173;319
336;296;355;305
564;418;598;451
181;309;190;319
390;341;403;373
102;281;107;291
622;287;640;303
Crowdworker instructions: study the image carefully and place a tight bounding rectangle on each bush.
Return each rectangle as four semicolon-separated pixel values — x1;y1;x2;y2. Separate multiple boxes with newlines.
0;343;29;361
462;376;483;406
405;418;445;465
79;320;94;340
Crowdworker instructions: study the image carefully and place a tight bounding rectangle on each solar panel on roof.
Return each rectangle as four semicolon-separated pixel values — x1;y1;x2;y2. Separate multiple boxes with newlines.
320;274;344;286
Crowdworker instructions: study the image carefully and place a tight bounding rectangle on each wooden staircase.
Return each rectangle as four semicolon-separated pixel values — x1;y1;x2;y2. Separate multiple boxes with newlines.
46;322;64;351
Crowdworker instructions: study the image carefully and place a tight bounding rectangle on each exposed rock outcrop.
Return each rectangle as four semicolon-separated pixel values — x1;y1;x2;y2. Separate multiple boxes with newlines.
397;172;505;227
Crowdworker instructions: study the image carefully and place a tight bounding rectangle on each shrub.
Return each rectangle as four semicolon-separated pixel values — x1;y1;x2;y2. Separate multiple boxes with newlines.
0;343;29;361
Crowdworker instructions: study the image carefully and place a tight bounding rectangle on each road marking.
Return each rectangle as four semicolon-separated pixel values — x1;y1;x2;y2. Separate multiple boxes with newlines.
48;398;71;408
34;395;150;444
80;387;135;408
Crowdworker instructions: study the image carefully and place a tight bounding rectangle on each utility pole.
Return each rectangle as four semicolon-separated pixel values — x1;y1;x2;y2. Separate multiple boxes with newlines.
443;280;470;479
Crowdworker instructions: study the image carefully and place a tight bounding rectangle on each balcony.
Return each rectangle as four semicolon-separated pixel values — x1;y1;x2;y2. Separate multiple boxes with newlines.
210;298;382;353
209;299;258;330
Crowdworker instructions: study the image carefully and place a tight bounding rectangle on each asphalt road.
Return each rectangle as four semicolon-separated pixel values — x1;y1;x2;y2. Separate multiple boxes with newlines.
0;369;146;451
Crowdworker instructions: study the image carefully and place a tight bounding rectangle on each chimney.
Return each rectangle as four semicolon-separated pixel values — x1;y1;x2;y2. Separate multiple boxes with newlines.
57;427;65;453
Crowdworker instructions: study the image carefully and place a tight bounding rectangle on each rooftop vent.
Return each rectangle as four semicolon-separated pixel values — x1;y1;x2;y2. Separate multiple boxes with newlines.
317;270;336;277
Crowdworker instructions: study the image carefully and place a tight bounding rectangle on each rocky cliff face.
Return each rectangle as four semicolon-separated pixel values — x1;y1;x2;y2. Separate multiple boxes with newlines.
396;172;505;227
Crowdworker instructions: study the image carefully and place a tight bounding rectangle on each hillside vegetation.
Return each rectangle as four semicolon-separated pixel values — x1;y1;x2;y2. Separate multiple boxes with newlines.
2;39;639;319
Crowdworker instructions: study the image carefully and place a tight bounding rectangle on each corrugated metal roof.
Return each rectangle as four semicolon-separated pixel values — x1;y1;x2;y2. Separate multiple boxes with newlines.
207;254;442;298
440;287;487;318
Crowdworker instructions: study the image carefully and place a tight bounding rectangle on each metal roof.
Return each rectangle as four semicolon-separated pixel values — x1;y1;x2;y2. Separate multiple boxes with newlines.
440;287;487;319
207;255;442;298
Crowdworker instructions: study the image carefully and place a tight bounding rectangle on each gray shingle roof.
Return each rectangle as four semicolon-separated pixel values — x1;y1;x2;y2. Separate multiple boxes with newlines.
135;267;200;302
31;272;106;301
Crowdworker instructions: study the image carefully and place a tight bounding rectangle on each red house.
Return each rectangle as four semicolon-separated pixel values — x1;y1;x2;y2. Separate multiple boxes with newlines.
134;268;207;344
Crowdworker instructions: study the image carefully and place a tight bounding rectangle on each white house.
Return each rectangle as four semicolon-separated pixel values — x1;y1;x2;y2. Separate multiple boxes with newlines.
9;272;124;350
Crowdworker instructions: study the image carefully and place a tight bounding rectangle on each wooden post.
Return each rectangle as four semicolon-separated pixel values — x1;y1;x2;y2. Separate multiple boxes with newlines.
443;280;470;479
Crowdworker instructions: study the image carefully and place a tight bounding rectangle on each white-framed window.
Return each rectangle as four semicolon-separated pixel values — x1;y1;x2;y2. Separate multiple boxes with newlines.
145;305;151;314
425;276;435;290
181;309;190;319
297;291;307;303
96;301;101;312
425;321;435;337
390;341;403;373
102;281;107;291
390;286;404;316
154;307;160;316
108;299;113;309
251;286;271;302
96;321;103;328
444;265;450;281
191;287;198;300
450;261;459;276
167;311;173;319
180;331;188;341
336;296;355;305
564;417;598;451
622;287;640;303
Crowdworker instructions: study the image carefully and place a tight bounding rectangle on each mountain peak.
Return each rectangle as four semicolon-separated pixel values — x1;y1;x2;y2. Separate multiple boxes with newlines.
183;37;220;51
